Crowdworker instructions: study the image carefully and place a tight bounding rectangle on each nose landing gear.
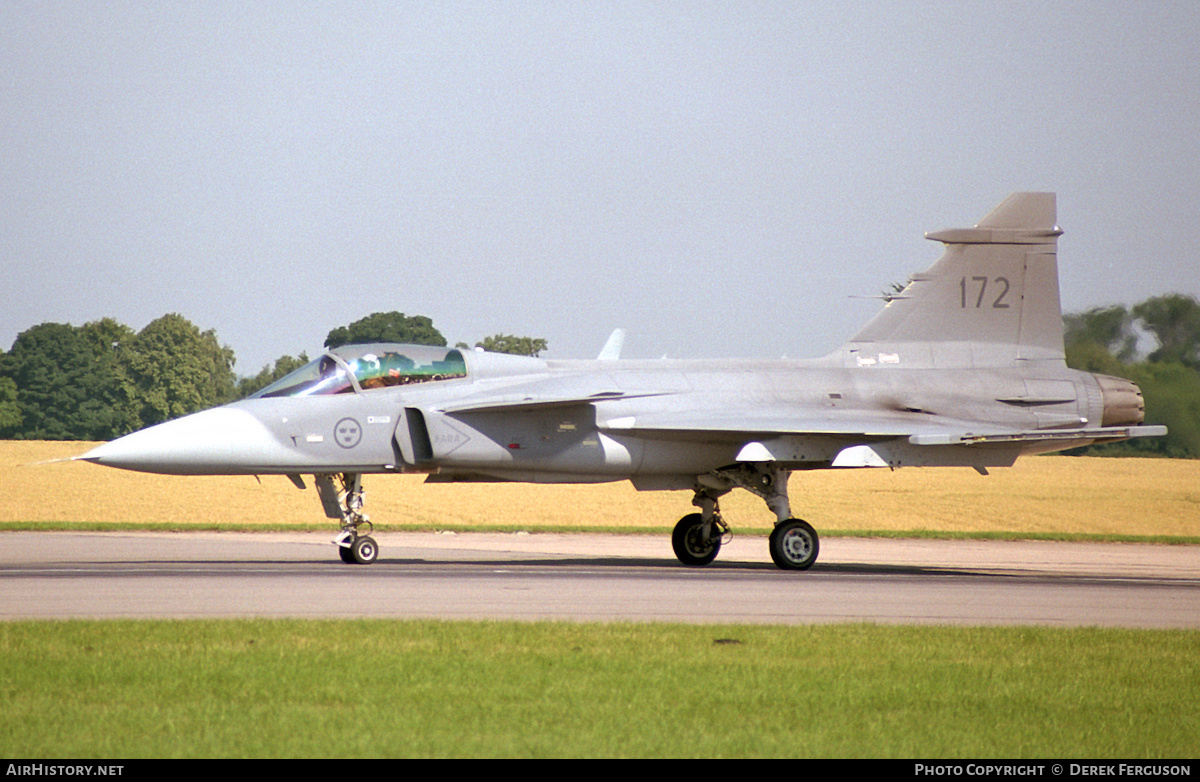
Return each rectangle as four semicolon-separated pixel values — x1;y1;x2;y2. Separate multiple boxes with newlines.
317;473;379;565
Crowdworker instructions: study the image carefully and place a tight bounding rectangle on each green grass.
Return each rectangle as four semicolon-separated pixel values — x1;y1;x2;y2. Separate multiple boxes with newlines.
2;620;1197;758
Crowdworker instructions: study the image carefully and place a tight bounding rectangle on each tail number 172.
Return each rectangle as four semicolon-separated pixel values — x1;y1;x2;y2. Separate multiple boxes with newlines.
960;276;1011;309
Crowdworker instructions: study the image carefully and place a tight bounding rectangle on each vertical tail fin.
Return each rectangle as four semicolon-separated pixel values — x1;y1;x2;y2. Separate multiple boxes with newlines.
841;192;1064;369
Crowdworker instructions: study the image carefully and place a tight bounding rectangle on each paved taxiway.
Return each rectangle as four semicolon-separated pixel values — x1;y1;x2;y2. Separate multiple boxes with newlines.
1;531;1197;626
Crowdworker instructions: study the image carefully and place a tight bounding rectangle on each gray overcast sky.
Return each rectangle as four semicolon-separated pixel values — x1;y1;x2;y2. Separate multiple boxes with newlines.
3;1;1198;374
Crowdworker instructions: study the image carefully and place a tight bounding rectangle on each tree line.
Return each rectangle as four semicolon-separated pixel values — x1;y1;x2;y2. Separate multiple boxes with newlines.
1063;293;1200;458
0;311;546;441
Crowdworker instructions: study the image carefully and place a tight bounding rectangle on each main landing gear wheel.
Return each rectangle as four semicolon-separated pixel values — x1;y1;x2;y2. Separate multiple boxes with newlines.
769;519;819;571
672;513;722;566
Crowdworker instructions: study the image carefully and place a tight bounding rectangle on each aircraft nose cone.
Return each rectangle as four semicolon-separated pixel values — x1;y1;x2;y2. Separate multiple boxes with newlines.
81;407;290;475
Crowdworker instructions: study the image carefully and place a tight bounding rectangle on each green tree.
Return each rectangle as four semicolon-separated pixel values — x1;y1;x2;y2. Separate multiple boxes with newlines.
474;334;548;357
0;375;21;434
1063;305;1138;371
80;318;141;436
1063;296;1200;459
79;317;136;359
236;353;310;398
1132;294;1200;370
1124;361;1200;458
324;312;446;350
119;314;237;429
1;322;127;439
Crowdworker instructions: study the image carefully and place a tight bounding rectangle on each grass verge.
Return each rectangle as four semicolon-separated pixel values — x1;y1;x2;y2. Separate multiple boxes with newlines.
1;619;1197;758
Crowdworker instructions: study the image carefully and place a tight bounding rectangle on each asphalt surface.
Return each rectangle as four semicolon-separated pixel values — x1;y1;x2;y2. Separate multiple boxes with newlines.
1;531;1198;627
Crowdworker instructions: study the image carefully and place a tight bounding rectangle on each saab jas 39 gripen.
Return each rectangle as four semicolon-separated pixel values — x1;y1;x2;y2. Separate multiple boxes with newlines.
81;193;1166;569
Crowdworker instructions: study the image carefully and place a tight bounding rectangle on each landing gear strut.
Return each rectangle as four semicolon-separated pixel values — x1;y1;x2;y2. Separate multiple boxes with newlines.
317;473;378;565
670;463;820;571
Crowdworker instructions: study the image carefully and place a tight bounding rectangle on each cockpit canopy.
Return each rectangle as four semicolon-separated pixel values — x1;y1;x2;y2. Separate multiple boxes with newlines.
250;344;468;398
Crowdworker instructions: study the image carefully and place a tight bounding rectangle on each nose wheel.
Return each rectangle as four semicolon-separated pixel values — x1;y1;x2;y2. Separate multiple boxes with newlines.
337;533;379;565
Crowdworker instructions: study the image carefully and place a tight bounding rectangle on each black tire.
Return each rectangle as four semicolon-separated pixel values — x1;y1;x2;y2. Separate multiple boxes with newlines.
350;535;379;565
672;513;721;566
769;519;818;571
338;543;356;564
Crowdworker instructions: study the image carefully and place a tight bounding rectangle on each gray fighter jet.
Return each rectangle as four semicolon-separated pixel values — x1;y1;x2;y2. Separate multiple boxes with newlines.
82;193;1166;569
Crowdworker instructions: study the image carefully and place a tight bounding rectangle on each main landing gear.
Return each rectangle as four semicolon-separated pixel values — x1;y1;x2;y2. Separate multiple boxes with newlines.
316;473;379;565
671;464;819;571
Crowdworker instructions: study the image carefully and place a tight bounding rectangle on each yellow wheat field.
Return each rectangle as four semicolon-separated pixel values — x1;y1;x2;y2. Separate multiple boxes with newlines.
2;440;1198;537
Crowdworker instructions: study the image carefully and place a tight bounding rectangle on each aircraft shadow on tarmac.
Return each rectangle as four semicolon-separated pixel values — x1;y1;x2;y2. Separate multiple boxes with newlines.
314;555;1059;581
322;557;1199;586
52;555;1194;587
74;555;960;575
